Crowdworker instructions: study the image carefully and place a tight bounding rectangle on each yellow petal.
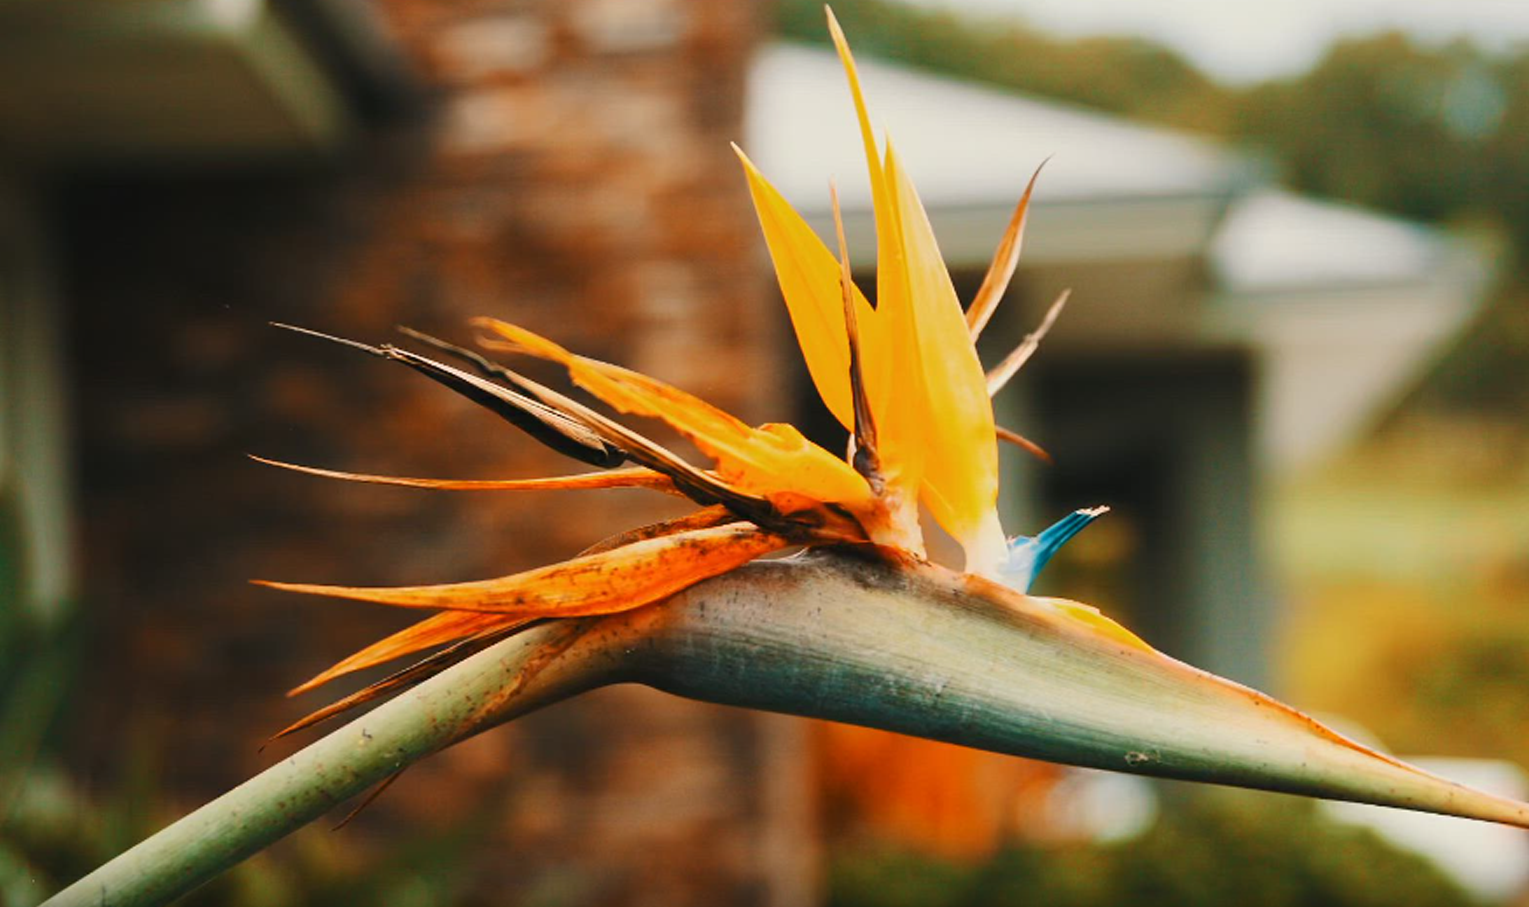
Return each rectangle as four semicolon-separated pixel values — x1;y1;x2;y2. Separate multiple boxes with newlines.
827;9;924;527
732;148;921;548
884;144;1006;574
476;319;875;513
733;146;868;430
257;523;792;615
1044;598;1154;653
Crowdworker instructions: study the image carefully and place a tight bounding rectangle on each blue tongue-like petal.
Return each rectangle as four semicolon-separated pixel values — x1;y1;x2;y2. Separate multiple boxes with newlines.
1000;506;1109;592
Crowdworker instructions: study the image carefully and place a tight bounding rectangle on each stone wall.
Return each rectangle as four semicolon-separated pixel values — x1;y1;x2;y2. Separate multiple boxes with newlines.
63;1;819;903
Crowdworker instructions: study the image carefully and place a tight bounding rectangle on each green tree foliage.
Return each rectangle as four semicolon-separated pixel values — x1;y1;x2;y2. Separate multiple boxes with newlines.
776;0;1233;132
1230;34;1519;240
1223;33;1529;417
778;0;1528;247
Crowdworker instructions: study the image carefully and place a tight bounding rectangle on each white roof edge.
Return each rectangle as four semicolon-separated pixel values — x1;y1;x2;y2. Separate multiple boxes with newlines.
1206;193;1495;471
745;42;1254;215
804;192;1237;269
1210;190;1490;295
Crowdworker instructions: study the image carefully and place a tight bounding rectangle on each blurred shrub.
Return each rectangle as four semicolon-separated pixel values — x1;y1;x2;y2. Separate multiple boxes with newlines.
1280;567;1529;773
828;791;1477;907
0;752;505;907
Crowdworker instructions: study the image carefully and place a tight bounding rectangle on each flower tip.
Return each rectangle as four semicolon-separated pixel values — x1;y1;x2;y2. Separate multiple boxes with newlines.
825;7;859;75
732;143;761;173
824;5;843;36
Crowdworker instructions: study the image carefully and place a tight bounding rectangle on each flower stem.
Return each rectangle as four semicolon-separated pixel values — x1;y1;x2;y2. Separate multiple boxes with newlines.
44;620;601;907
47;551;1529;905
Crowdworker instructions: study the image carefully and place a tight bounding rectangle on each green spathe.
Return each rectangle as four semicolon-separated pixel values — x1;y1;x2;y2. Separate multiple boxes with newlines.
45;550;1529;906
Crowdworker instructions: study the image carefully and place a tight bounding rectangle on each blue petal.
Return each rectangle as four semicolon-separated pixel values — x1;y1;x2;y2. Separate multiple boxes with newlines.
1000;506;1109;592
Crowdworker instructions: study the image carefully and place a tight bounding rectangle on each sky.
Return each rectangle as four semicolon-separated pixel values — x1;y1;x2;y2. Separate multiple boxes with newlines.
893;0;1529;84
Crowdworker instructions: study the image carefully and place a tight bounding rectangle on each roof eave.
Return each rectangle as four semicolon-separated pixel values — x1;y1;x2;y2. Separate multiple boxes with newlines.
801;190;1239;270
0;0;417;168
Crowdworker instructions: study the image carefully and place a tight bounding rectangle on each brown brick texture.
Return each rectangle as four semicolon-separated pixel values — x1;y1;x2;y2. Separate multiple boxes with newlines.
61;1;819;903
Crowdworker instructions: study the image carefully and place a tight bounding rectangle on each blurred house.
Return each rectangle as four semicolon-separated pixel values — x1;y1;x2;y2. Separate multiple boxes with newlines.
0;2;1494;901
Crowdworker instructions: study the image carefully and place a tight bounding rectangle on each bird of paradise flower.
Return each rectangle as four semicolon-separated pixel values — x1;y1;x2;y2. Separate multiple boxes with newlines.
251;10;1529;831
256;12;1102;735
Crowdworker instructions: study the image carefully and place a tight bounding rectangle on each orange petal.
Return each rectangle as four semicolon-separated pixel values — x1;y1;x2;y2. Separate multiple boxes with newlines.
577;505;741;556
256;523;792;616
284;508;748;725
474;319;873;514
277;619;552;738
884;144;1006;574
250;456;679;495
288;610;526;697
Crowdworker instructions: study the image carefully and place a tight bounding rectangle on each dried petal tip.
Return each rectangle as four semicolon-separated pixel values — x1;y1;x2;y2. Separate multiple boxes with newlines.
987;288;1070;398
249;456;678;495
967;158;1049;340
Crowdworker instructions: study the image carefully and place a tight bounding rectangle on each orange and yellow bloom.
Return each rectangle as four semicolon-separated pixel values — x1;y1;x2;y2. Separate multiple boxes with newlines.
259;9;1117;732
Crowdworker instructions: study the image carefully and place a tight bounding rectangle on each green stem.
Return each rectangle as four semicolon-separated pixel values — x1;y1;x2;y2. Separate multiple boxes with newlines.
47;551;1529;905
43;620;604;907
